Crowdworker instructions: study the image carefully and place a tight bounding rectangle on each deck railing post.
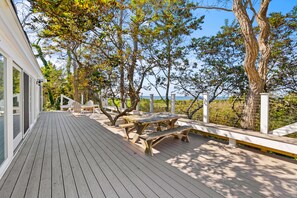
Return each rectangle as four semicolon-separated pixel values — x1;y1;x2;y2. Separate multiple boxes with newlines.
260;93;269;134
203;93;209;123
150;94;154;113
171;94;176;114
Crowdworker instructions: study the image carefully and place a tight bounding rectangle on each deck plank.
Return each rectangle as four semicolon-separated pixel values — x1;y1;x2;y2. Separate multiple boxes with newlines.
60;113;106;198
78;116;219;198
73;118;175;198
51;113;65;198
0;114;42;198
65;114;149;198
10;113;46;198
4;112;295;198
57;113;92;198
39;113;52;198
55;113;78;198
61;115;130;198
25;114;50;198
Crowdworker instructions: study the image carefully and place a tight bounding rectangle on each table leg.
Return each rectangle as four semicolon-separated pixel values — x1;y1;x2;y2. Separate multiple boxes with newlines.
168;119;178;129
131;123;148;143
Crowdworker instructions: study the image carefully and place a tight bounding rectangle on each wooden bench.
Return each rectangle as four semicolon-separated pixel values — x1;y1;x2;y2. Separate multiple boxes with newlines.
139;126;192;156
119;123;135;139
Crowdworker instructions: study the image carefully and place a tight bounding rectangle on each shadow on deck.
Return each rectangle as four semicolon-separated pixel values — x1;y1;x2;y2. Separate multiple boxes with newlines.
0;112;296;198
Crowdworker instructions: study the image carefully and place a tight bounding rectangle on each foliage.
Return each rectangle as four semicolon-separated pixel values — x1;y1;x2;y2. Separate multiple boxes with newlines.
42;62;69;110
173;21;247;119
267;7;297;93
145;0;204;112
15;1;297;131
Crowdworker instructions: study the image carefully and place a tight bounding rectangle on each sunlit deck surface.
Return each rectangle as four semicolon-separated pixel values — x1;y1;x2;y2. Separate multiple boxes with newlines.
0;112;297;198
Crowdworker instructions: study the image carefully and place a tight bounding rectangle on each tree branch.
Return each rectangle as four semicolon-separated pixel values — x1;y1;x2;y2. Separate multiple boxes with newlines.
193;6;232;12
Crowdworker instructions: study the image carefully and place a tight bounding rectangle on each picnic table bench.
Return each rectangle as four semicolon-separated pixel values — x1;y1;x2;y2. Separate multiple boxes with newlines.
119;123;135;139
139;125;192;156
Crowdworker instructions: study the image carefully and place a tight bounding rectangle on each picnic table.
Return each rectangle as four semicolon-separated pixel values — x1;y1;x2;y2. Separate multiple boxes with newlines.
122;112;181;143
122;112;192;155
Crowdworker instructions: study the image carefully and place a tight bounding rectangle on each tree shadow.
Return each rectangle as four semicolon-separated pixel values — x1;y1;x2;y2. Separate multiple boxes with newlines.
154;133;297;198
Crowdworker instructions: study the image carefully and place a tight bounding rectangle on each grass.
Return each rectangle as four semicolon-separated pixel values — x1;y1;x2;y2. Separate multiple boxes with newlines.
108;95;296;135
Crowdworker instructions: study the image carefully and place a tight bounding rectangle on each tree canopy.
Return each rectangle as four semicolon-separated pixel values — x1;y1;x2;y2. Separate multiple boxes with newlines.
16;0;297;128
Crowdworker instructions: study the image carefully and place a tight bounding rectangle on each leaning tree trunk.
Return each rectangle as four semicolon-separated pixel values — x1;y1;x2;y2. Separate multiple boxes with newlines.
73;59;79;102
165;41;172;112
118;2;125;109
233;0;271;130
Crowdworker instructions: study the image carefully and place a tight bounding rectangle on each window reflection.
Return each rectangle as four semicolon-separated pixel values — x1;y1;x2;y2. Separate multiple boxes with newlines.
13;67;21;140
0;54;6;165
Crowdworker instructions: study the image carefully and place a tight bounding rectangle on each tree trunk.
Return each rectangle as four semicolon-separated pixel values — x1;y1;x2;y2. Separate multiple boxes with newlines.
118;2;125;109
233;0;271;130
241;81;264;129
165;40;172;112
73;59;79;102
128;20;139;109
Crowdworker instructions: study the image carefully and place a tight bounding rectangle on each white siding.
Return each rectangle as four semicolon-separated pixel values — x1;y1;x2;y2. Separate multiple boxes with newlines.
0;0;43;178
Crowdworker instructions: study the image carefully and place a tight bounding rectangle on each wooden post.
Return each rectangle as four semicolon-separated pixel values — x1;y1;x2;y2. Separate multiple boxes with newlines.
203;93;209;123
150;94;154;113
229;138;237;148
81;94;84;104
171;94;176;114
260;93;269;134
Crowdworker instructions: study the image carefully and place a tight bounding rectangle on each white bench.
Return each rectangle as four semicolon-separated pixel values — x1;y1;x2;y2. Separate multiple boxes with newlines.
177;119;297;158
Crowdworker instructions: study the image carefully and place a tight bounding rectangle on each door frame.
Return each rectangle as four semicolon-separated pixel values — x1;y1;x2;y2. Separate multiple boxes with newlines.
12;64;23;150
23;72;30;136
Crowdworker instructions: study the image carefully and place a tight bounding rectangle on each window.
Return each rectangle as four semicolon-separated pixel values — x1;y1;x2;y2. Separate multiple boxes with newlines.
0;53;6;166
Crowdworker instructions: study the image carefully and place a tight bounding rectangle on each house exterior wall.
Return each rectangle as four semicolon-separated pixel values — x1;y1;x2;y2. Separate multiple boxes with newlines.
0;0;43;178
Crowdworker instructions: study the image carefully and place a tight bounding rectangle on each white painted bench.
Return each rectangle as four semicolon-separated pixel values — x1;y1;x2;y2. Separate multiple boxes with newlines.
139;126;192;156
177;119;297;158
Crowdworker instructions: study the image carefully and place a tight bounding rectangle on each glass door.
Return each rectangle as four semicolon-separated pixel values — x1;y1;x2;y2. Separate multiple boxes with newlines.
13;66;22;150
23;73;29;134
0;53;6;166
29;77;34;126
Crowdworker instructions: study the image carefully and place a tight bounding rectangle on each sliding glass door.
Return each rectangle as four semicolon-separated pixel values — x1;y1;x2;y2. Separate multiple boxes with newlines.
23;73;29;134
0;53;6;166
13;66;22;149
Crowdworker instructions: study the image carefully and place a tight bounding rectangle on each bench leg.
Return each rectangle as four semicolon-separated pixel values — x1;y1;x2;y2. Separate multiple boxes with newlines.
181;130;190;142
124;127;135;140
142;140;154;156
124;128;130;139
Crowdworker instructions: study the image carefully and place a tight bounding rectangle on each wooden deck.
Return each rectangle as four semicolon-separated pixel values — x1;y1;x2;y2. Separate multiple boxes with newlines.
0;112;297;198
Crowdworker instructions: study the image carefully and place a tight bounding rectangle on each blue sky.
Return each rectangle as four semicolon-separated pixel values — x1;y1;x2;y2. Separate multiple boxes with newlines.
196;0;296;37
145;0;297;96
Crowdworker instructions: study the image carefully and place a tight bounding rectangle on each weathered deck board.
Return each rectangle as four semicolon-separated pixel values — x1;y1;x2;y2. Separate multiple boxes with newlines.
76;116;216;198
0;112;217;198
0;114;44;198
25;114;49;198
68;115;181;198
1;112;297;198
